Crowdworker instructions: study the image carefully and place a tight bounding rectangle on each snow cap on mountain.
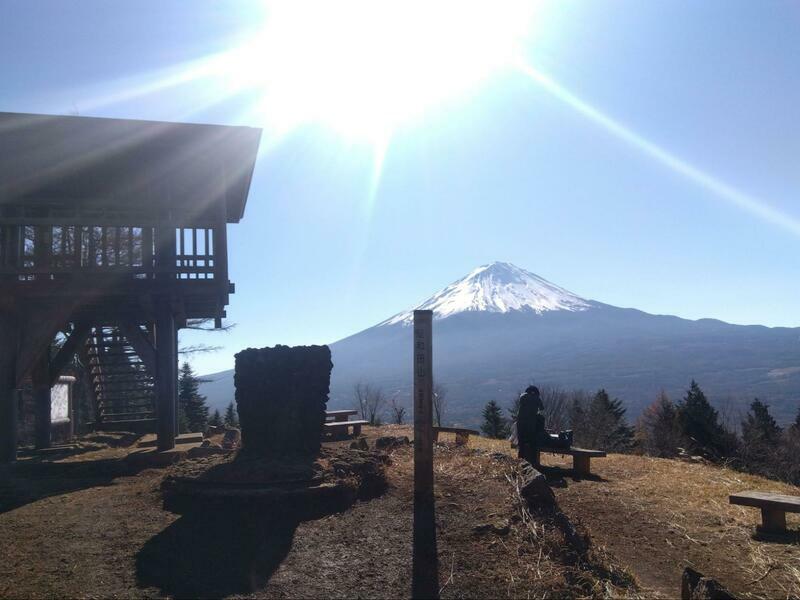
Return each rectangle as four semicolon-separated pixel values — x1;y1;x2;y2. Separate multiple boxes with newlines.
381;262;592;325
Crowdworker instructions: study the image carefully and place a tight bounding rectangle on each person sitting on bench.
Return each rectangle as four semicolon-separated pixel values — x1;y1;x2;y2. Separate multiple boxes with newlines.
516;386;573;464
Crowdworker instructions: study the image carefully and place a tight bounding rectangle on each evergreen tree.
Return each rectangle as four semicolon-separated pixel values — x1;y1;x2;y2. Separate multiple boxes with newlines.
580;389;634;451
224;401;239;427
178;362;209;433
636;391;682;457
739;399;782;474
481;400;509;439
209;409;223;428
741;399;781;446
676;380;735;458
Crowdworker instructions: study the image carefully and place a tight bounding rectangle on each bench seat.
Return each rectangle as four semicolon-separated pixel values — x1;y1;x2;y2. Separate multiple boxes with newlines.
730;490;800;534
432;426;480;445
536;446;606;476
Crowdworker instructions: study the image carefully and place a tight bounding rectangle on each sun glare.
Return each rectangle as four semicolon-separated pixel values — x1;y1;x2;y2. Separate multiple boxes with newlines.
223;0;538;142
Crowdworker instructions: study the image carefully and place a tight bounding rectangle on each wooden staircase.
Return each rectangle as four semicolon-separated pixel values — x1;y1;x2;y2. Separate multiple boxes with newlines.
85;325;157;433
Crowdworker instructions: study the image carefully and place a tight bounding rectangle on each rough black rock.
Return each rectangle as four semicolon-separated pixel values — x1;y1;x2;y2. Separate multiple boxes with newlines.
234;345;333;457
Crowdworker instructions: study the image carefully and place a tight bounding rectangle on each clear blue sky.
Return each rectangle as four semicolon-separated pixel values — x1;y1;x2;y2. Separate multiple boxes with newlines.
2;1;799;375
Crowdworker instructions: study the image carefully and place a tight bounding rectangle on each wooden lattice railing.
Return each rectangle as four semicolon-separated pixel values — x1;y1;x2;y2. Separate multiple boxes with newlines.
0;224;220;281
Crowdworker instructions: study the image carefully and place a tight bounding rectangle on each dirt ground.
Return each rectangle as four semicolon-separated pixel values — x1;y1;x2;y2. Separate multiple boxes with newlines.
476;435;800;599
0;426;797;598
539;451;800;599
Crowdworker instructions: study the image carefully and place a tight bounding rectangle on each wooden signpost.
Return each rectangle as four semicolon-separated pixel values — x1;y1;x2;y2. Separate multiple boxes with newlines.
412;309;438;599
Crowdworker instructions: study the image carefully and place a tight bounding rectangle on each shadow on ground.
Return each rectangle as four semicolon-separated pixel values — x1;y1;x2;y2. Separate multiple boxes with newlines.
538;464;608;485
136;512;299;598
0;457;152;515
137;447;389;597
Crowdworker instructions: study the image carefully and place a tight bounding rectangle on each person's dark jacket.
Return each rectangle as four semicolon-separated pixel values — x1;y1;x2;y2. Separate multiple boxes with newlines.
517;390;543;445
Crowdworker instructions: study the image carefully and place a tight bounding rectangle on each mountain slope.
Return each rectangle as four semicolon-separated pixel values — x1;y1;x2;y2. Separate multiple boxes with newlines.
201;263;800;426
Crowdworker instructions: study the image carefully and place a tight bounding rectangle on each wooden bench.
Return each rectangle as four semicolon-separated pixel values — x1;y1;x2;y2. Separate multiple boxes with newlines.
325;419;369;438
326;409;359;423
536;447;606;477
729;490;800;534
432;426;480;446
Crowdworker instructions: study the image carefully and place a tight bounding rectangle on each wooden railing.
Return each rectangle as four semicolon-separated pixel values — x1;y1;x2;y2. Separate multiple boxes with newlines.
0;224;222;282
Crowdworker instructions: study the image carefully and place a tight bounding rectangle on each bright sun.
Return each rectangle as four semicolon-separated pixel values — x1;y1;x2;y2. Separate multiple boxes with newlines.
223;0;538;142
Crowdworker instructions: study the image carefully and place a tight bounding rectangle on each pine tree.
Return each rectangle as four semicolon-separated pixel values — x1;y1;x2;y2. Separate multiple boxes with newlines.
741;399;781;446
224;401;239;427
580;389;634;451
676;380;734;458
636;391;682;457
178;362;209;433
209;409;223;428
481;400;509;439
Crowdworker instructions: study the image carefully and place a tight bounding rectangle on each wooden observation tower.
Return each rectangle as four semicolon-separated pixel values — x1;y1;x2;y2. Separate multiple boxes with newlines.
0;112;261;462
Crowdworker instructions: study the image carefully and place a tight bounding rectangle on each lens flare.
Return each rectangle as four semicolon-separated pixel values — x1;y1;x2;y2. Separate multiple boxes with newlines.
515;60;800;237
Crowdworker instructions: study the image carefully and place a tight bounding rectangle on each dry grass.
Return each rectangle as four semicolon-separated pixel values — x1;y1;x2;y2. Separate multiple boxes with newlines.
381;426;800;598
378;426;642;597
585;454;800;597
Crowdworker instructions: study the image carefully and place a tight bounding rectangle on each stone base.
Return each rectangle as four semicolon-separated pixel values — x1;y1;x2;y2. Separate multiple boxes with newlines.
161;447;388;517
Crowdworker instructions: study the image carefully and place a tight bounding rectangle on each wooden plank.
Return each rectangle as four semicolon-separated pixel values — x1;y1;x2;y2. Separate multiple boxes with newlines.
539;446;606;458
324;420;369;428
155;298;177;451
0;315;19;463
32;353;52;450
433;426;480;436
412;308;438;600
730;491;800;513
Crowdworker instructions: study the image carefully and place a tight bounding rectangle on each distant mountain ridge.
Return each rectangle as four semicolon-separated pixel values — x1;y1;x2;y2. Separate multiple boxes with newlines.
200;262;800;427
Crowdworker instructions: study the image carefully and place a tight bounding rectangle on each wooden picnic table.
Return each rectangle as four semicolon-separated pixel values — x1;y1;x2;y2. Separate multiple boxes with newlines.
325;409;359;423
730;490;800;534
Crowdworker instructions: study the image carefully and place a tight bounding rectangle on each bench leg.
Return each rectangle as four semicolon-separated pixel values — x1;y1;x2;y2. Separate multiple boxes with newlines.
759;508;787;534
455;432;468;446
353;424;361;437
573;455;591;477
433;430;440;442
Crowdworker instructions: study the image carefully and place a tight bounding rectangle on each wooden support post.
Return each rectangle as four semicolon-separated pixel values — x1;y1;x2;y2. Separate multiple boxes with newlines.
155;219;176;280
412;309;438;599
32;352;51;450
0;315;19;463
155;298;177;451
573;454;591;477
759;507;787;534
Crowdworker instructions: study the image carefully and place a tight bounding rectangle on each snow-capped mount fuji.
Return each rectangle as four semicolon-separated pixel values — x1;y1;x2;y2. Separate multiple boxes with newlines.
380;262;592;325
200;262;800;428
